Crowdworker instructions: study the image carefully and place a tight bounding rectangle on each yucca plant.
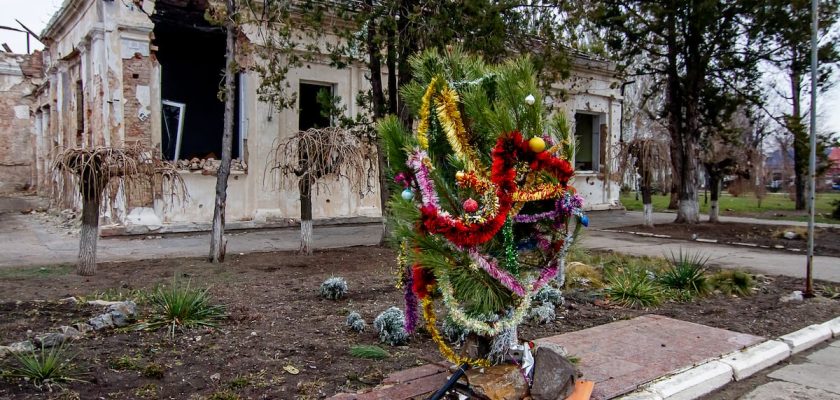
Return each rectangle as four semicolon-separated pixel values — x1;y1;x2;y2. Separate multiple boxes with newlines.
349;345;390;360
6;344;85;389
605;267;662;308
135;279;226;337
709;270;755;297
659;250;711;297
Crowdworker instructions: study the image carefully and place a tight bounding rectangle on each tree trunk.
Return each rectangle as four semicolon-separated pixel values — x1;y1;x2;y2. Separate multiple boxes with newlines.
708;170;721;223
299;173;313;255
386;23;398;114
78;190;101;276
396;0;416;128
366;0;384;120
668;184;679;210
641;181;653;227
790;70;807;211
665;11;682;214
209;0;237;263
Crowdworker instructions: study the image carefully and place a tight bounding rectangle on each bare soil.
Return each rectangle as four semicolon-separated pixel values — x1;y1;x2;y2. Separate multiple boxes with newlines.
0;246;838;399
621;222;840;257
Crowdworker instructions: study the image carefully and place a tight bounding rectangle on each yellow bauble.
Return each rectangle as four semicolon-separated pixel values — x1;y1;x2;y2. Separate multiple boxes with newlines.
455;171;466;180
529;137;546;153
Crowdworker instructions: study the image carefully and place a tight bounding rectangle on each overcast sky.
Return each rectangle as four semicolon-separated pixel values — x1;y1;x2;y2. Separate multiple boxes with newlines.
2;0;840;142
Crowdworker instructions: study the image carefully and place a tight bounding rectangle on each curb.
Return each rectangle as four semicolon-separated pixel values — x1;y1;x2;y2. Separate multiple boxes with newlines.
616;315;840;400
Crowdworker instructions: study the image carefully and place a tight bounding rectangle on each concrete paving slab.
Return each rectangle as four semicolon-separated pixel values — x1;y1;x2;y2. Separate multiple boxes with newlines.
805;345;840;367
535;315;763;400
768;362;840;394
740;381;840;400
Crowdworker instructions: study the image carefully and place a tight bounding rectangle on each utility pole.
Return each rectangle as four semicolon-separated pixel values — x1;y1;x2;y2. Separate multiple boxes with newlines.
805;0;819;297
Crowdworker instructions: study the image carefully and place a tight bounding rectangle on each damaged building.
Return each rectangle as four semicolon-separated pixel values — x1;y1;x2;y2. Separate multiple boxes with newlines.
17;0;621;234
0;51;42;194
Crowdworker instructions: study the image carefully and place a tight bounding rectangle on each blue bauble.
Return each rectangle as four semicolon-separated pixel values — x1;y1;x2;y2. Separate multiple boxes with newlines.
401;188;414;201
580;215;590;227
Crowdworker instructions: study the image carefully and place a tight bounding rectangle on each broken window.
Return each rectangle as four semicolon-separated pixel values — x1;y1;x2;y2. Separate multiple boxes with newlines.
153;0;240;162
574;112;606;172
75;79;84;144
299;83;334;131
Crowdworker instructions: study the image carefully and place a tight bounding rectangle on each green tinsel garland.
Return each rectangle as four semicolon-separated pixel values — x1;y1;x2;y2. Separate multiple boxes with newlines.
502;217;519;275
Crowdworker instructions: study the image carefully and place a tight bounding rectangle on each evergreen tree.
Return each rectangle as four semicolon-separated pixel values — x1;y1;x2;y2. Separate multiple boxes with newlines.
380;49;586;365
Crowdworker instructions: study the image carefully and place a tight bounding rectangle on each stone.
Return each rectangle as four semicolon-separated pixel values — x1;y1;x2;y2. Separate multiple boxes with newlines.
780;290;804;303
87;299;122;307
8;341;35;354
107;301;137;327
466;364;529;400
59;296;79;304
73;322;93;334
783;231;798;240
88;313;115;330
34;332;68;347
58;325;84;339
531;342;577;400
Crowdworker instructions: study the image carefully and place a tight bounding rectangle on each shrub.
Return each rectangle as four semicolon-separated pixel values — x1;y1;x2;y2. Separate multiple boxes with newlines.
6;344;84;388
346;311;366;332
564;262;605;289
605;268;662;308
533;285;564;307
135;279;226;337
528;304;556;324
373;307;409;346
319;277;348;300
141;363;165;379
709;270;755;296
659;251;710;296
832;199;840;220
349;345;390;360
441;316;468;344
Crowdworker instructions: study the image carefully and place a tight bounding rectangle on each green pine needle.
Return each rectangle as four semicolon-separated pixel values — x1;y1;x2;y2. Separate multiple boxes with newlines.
349;345;390;360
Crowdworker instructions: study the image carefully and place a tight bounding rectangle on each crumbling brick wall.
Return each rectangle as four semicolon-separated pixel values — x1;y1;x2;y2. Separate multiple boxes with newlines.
122;54;153;146
0;53;40;194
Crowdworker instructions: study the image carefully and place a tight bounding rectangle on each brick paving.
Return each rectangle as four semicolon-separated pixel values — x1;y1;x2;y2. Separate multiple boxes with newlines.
330;315;763;400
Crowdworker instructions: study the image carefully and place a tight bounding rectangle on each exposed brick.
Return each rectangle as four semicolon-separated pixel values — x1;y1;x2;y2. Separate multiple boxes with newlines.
122;54;152;146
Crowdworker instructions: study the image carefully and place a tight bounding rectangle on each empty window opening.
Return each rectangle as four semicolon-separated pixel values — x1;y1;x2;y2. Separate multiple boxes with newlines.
153;0;240;161
574;112;606;172
299;83;333;131
75;79;84;144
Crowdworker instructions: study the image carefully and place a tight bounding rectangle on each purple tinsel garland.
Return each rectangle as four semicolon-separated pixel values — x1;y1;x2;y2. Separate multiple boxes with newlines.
468;249;527;296
407;151;440;208
403;264;419;333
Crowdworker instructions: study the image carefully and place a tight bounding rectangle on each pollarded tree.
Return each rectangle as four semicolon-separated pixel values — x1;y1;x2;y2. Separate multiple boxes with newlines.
267;127;375;255
53;145;186;276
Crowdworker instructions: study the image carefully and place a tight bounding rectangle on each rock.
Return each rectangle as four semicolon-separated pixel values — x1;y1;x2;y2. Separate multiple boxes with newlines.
465;364;529;400
87;299;122;307
783;231;798;240
59;296;79;305
0;346;11;358
34;333;68;347
58;325;84;339
8;341;35;354
88;313;115;330
73;322;93;334
781;290;804;303
107;301;137;327
531;342;578;400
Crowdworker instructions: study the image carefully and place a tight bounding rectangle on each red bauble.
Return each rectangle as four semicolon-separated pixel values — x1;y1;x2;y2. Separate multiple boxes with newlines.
463;198;479;213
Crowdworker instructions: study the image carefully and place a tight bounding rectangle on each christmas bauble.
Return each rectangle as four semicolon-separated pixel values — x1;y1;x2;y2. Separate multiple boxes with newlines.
401;189;414;201
528;137;546;153
524;94;536;105
463;198;479;213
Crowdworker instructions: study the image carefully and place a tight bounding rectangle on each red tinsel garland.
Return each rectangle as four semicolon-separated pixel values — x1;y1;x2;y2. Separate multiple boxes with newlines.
418;131;574;248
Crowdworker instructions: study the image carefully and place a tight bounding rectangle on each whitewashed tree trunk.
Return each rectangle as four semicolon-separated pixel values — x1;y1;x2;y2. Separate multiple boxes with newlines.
300;219;313;255
78;193;100;276
709;200;719;223
299;171;313;255
643;203;654;227
209;0;237;263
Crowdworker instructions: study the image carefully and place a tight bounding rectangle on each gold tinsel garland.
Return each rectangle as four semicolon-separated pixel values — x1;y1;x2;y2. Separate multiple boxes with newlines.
422;297;491;368
416;77;439;150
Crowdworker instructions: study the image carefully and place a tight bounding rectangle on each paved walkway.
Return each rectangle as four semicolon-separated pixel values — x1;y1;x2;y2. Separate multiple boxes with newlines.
583;210;840;283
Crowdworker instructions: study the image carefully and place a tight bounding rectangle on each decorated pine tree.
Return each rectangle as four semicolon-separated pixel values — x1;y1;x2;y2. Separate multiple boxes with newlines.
379;48;587;368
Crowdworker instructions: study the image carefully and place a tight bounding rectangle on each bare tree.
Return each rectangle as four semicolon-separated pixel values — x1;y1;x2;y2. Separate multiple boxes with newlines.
208;0;238;263
619;137;671;227
267;127;375;254
53;145;186;275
